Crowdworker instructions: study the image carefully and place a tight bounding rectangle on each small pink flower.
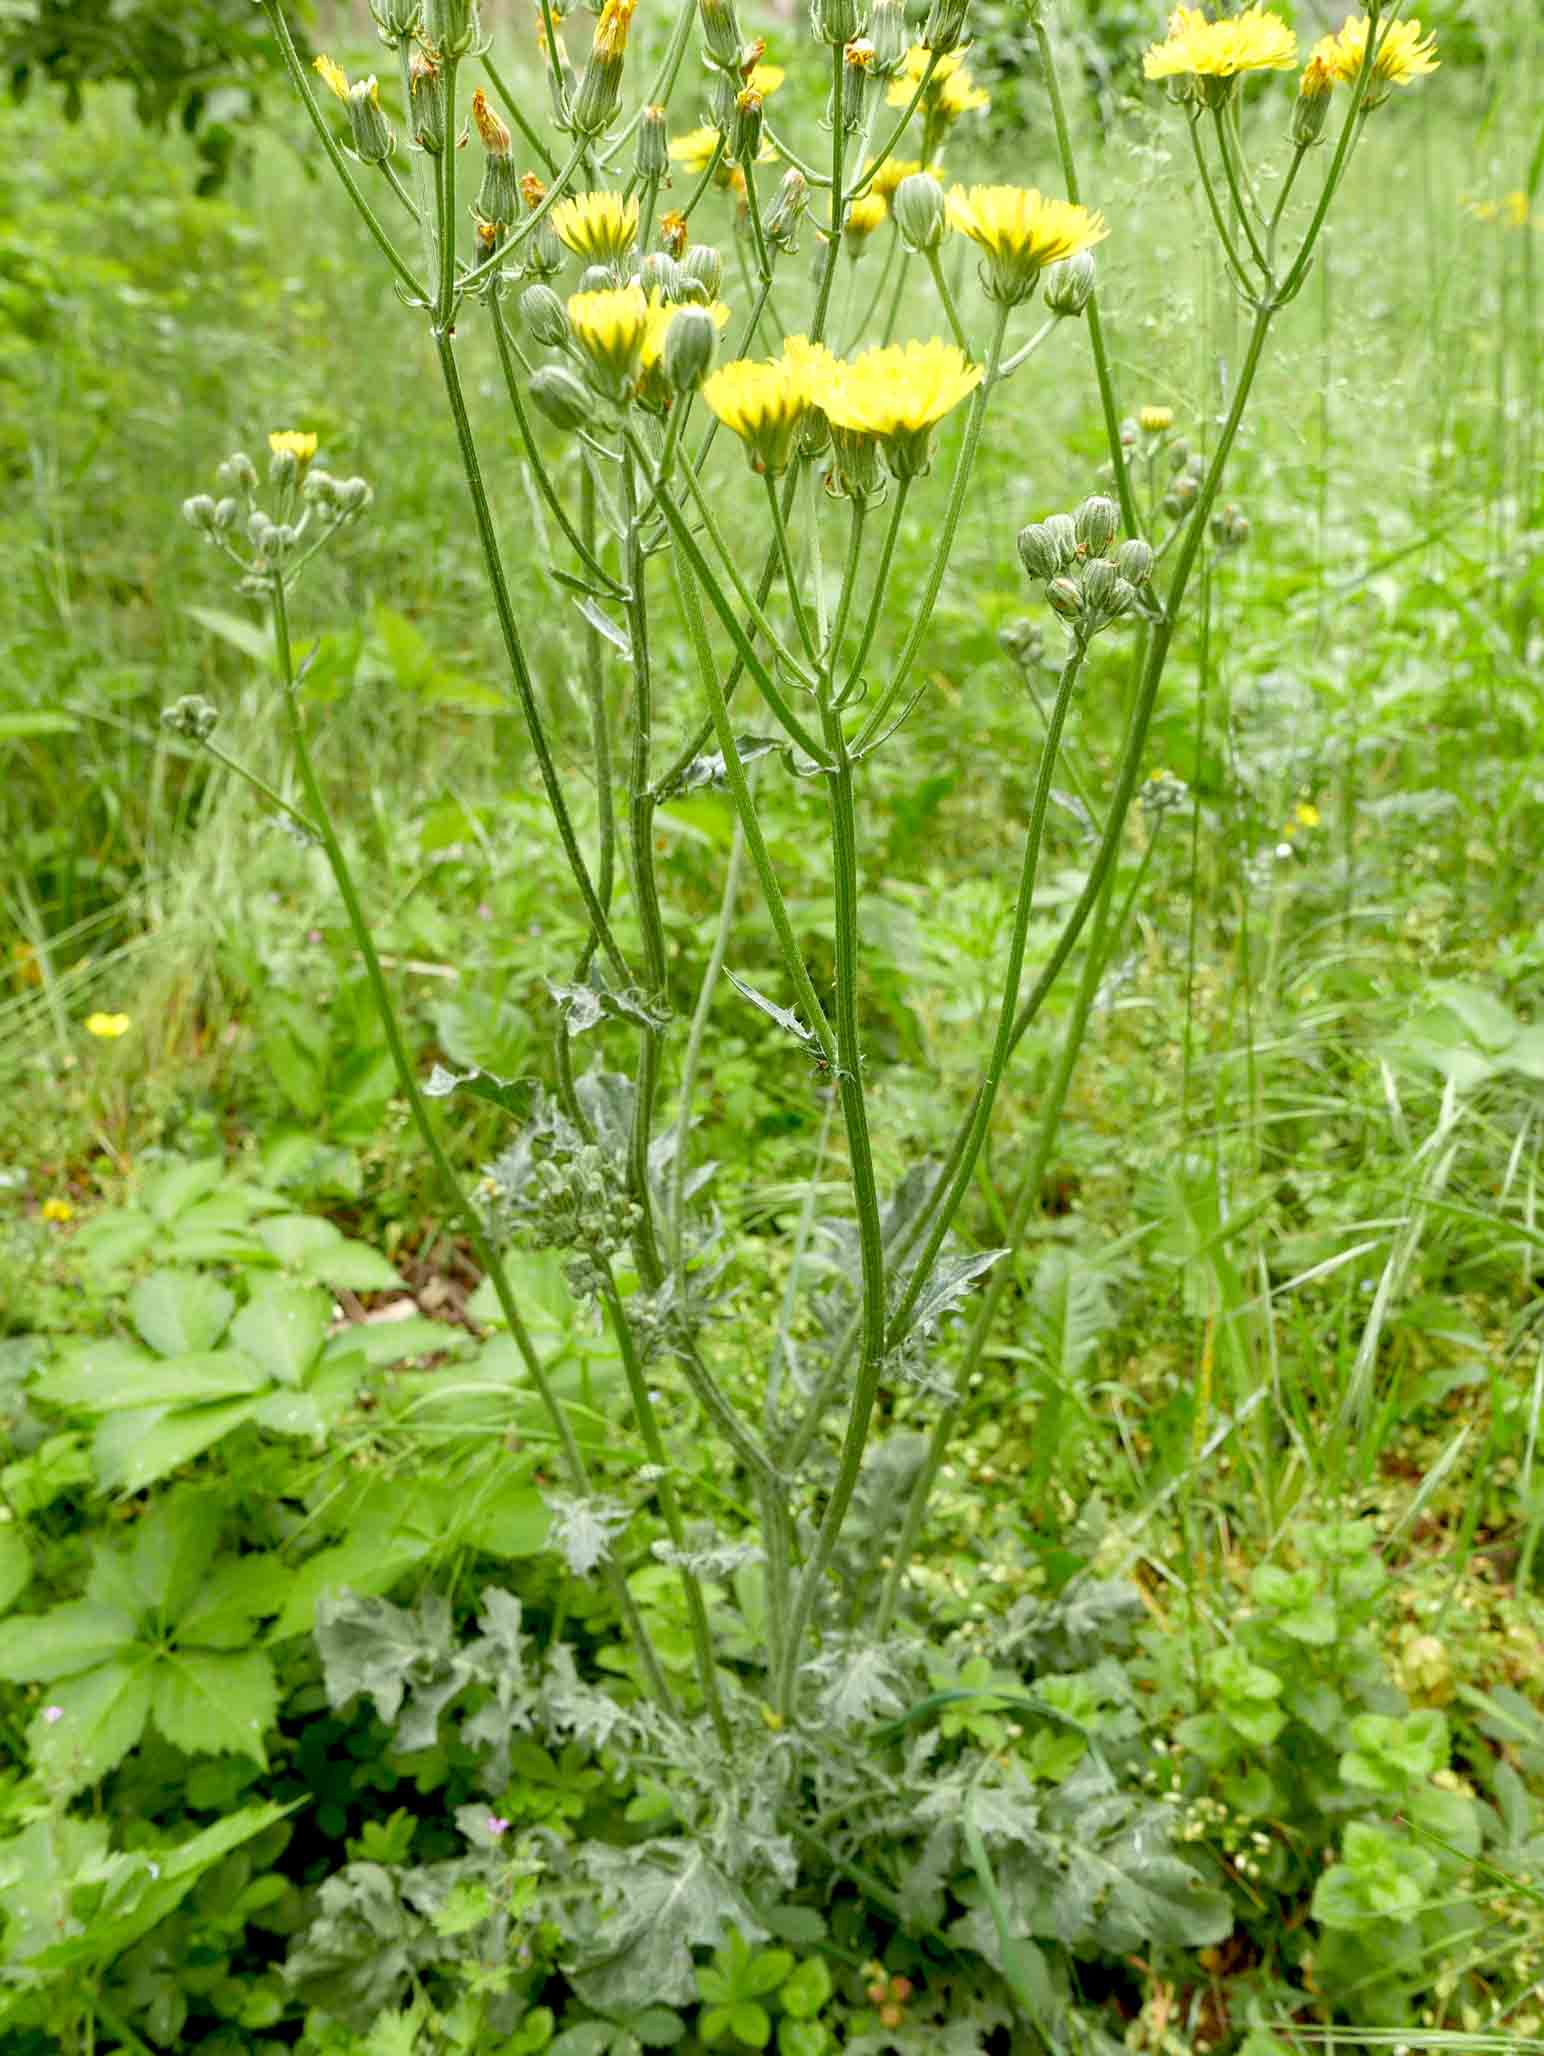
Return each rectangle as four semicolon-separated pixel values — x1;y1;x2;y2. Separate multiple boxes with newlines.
42;1706;64;1725
478;902;493;921
486;1814;510;1838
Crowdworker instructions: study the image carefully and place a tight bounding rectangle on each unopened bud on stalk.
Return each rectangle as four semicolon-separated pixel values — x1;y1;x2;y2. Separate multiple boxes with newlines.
1045;575;1084;622
213;496;241;530
893;171;946;252
998;618;1044;667
1075;494;1120;555
1163;474;1199;518
1043;248;1095;316
371;0;422;40
1044;512;1077;564
869;0;908;74
1168;439;1191;472
163;694;220;742
572;0;637;138
473;91;518;223
1119;415;1139;449
699;0;744;71
334;477;374;515
730;85;764;164
217;452;258;495
577;263;616;293
811;0;862;47
1114;537;1154;586
1292;55;1333;147
529;363;596;431
1211;503;1250;550
1016;522;1064;581
922;0;970;56
520;281;571;346
422;0;479;57
840;40;875;128
410;48;446;153
636;104;670;181
765;168;808;251
638;252;682;300
347;76;395;164
665;303;718;393
1082;557;1134;619
182;494;218;533
683;243;723;299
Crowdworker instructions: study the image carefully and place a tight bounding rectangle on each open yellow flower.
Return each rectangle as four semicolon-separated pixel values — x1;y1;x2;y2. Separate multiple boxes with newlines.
1139;405;1174;433
268;430;319;462
42;1198;76;1223
886;46;989;122
312;53;350;102
844;192;889;243
745;62;784;96
947;184;1108;304
818;338;982;480
1311;14;1438;104
864;155;932;202
669;126;722;175
84;1012;132;1039
551;190;641;266
567;284;651;396
1143;5;1297;91
702;357;810;474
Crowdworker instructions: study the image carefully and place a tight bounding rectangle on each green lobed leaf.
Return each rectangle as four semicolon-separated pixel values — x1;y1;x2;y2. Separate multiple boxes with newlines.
93;1397;265;1494
0;1524;32;1612
0;1600;139;1681
129;1268;236;1356
151;1647;278;1764
28;1658;153;1795
229;1279;330;1385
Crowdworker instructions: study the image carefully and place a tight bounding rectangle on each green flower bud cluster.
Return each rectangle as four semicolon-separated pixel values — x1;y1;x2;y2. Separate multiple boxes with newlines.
485;1115;640;1301
182;447;373;594
1140;768;1191;820
370;0;422;43
422;0;482;59
998;618;1045;670
1210;502;1250;550
1017;495;1153;638
161;694;220;743
1162;450;1206;519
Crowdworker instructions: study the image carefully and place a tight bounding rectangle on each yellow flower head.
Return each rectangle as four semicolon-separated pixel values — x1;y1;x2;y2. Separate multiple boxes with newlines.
268;430;319;463
592;0;638;61
1311;14;1438;104
1143;6;1297;87
42;1197;76;1224
567;284;651;396
551;189;641;266
313;53;350;103
946;184;1108;304
746;61;784;96
818;338;982;479
866;155;929;201
845;191;889;242
84;1012;132;1039
887;46;989;122
1466;190;1534;230
1294;801;1321;829
1139;405;1174;433
702;356;810;474
669;125;722;175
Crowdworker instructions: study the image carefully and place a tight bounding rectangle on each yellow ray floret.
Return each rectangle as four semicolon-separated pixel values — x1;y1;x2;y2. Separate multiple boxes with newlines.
1143;5;1297;80
845;192;889;239
639;296;733;372
592;0;637;60
864;155;932;201
886;46;989;119
746;62;784;96
551;190;641;265
818;339;982;439
268;430;319;461
947;185;1108;267
669;125;722;174
1311;14;1438;90
701;356;810;474
313;53;351;102
568;284;651;392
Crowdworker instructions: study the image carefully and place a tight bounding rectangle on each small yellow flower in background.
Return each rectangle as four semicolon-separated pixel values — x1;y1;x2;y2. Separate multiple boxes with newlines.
84;1012;132;1039
1143;6;1297;85
42;1198;76;1224
567;285;651;395
10;941;41;988
818;338;982;479
865;155;931;201
844;192;889;242
669;126;722;175
1464;191;1536;229
1139;405;1175;433
268;430;318;463
702;356;811;475
1294;801;1321;829
887;47;989;123
313;53;350;103
551;189;641;265
746;61;784;96
947;184;1108;304
1312;14;1438;102
658;208;689;256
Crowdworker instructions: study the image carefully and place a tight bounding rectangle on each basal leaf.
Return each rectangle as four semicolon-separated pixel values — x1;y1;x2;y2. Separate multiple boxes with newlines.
130;1490;225;1624
0;1524;33;1612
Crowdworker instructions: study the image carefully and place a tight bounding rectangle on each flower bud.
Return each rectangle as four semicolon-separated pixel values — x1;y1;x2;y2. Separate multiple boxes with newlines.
683;243;723;299
998;618;1044;667
869;0;908;74
1138;404;1173;434
422;0;478;57
730;86;764;165
921;0;970;56
572;0;637;138
529;364;596;432
476;154;520;230
1114;537;1154;586
1082;557;1132;616
1167;439;1191;473
1043;248;1095;316
335;477;374;515
1016;522;1063;582
893;170;946;253
163;694;220;742
827;424;884;500
1045;575;1084;621
217;452;258;494
410;47;446;153
764;169;808;251
1118;414;1139;449
520;281;571;346
699;0;744;71
839;40;874;128
182;494;218;533
371;0;422;40
1074;495;1120;555
664;303;718;393
213;496;241;530
1044;512;1077;565
347;77;394;164
638;252;683;300
636;104;670;181
1293;55;1333;148
1211;503;1250;550
577;263;616;293
811;0;862;47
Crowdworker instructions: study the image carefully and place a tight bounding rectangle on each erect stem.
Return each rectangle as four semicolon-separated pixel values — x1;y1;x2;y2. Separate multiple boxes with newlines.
434;55;461;327
840;476;910;702
433;329;633;985
267;575;676;1722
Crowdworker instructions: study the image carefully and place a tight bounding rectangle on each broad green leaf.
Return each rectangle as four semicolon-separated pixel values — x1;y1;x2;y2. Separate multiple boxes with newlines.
230;1280;330;1386
252;1389;328;1439
0;1816;112;1963
268;1534;432;1641
184;604;276;668
778;1957;832;2019
93;1398;266;1494
175;1553;293;1648
130;1269;236;1356
69;1211;157;1278
310;1239;404;1291
32;1337;158;1413
460;1478;551;1559
29;1659;153;1794
0;1601;138;1681
151;1647;278;1763
255;1212;344;1268
130;1491;224;1624
0;1525;31;1611
51;1348;270;1413
141;1158;228;1223
321;1315;461;1370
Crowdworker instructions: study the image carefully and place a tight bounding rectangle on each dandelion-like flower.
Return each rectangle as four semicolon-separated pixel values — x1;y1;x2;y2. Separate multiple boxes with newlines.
886;46;989;122
84;1012;132;1039
669;126;722;175
745;61;784;96
268;430;319;463
1311;14;1438;106
701;356;810;474
1143;6;1297;96
1139;405;1174;433
818;338;982;479
865;155;930;201
844;192;889;243
946;185;1108;305
41;1198;75;1223
568;285;651;398
551;190;641;266
635;296;732;408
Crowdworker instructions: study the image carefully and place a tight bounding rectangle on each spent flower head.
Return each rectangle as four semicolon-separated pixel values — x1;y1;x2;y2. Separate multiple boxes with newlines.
946;184;1108;305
